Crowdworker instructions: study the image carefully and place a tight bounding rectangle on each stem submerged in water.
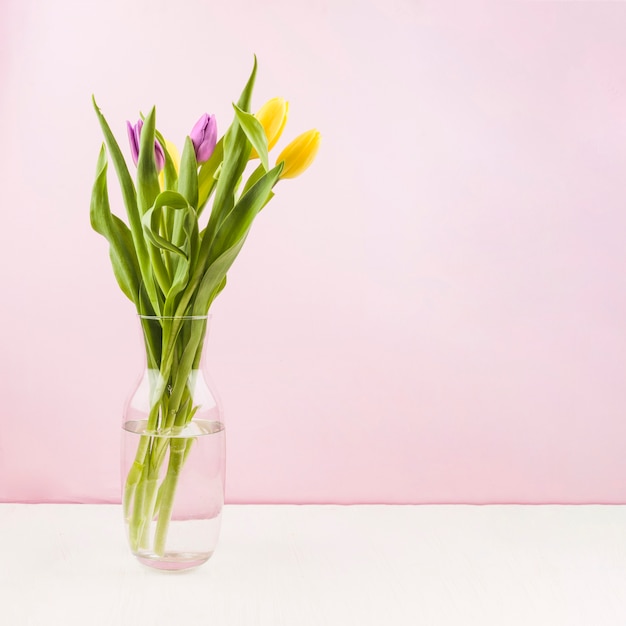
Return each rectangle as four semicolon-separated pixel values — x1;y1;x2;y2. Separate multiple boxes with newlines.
123;316;208;557
153;438;188;555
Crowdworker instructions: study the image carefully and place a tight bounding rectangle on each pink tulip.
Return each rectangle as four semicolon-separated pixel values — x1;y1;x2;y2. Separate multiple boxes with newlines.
189;114;217;163
126;119;165;171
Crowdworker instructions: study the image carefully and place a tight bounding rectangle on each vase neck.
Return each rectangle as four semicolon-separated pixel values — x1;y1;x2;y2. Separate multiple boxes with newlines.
137;316;211;371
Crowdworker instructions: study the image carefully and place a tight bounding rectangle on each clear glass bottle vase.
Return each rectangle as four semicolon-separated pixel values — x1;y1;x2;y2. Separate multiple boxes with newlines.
121;315;225;571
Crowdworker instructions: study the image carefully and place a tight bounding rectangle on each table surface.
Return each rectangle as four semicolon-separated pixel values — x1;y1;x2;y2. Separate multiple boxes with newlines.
1;504;626;625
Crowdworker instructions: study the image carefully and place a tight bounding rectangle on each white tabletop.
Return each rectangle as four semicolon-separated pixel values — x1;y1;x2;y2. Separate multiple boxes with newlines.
1;504;625;625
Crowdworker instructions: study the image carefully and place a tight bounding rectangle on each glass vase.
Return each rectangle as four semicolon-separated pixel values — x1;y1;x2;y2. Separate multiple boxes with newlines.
121;315;225;571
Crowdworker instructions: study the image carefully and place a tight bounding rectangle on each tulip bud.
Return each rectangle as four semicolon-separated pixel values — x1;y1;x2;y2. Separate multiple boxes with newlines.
190;113;218;164
126;119;165;172
276;129;321;179
251;97;289;159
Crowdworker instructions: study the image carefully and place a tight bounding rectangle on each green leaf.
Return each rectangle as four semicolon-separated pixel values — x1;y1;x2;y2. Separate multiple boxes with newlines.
92;96;156;306
109;216;141;301
143;225;187;258
153;130;179;258
241;163;266;196
237;54;258;111
189;163;283;316
232;104;268;171
137;106;161;215
137;282;157;317
142;191;192;258
92;98;139;226
163;254;191;317
260;190;275;211
154;191;190;211
210;162;283;261
90;144;141;303
170;138;200;276
192;236;248;316
208;123;244;234
138;308;162;369
202;58;259;248
178;137;199;210
183;208;200;270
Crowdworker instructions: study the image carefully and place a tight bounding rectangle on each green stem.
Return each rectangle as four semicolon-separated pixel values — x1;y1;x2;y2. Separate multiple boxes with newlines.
153;437;187;556
137;476;159;550
123;439;149;519
129;461;150;550
124;316;207;555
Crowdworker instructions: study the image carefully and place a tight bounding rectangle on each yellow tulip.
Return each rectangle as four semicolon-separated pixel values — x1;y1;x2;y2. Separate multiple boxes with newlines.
276;129;321;179
250;97;289;159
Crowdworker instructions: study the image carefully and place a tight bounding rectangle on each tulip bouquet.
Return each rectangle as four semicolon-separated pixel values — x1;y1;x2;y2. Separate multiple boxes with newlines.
90;58;320;557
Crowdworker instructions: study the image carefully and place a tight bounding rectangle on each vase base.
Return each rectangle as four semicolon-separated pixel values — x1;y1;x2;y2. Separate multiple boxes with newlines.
136;551;213;571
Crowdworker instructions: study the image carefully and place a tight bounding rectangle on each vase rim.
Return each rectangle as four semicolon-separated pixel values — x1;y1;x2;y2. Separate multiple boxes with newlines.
138;314;210;320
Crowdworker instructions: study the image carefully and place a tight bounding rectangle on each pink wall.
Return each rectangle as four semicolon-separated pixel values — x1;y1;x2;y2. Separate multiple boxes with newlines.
1;0;626;504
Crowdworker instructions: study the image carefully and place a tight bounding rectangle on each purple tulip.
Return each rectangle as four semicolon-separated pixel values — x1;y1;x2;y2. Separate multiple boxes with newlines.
126;119;165;172
189;114;217;163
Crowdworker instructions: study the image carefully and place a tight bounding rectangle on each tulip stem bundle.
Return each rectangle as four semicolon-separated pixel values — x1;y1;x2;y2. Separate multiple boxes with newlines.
90;58;320;556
